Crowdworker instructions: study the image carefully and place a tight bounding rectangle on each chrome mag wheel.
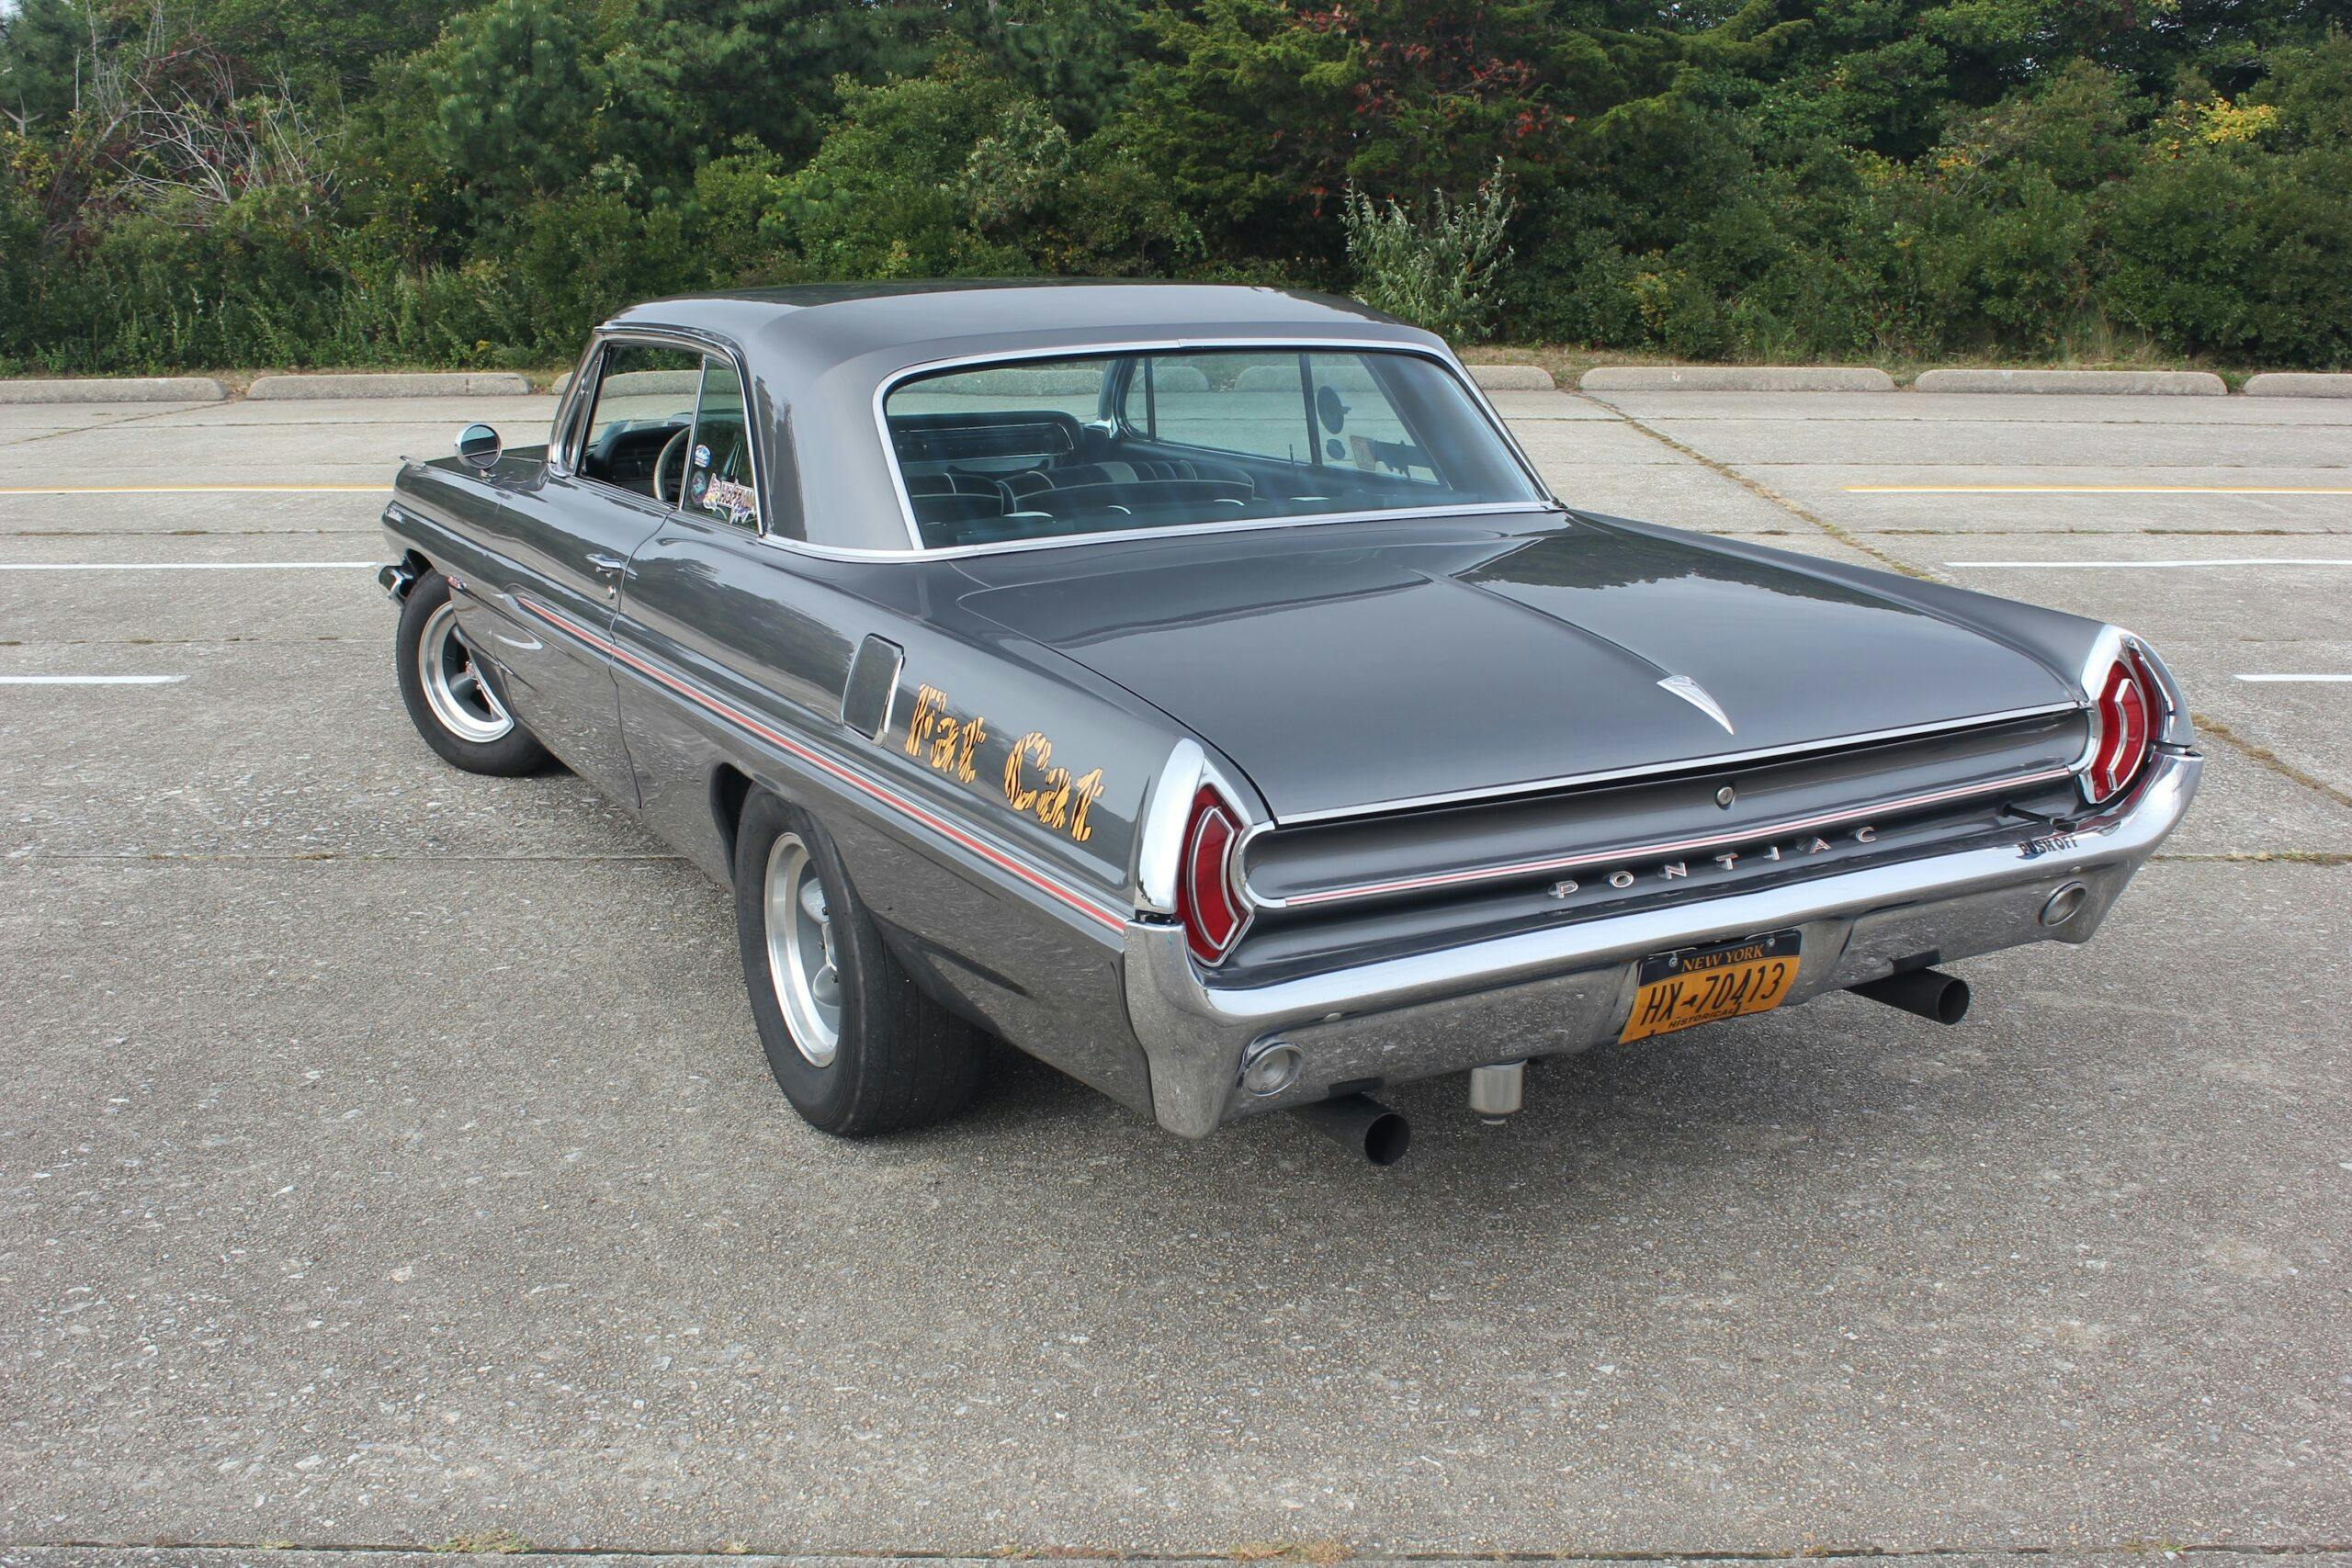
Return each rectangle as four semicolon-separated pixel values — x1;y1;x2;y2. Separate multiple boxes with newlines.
763;833;842;1066
417;599;514;745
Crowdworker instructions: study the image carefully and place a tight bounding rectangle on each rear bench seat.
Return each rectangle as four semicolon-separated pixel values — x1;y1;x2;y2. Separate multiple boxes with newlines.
906;458;1255;534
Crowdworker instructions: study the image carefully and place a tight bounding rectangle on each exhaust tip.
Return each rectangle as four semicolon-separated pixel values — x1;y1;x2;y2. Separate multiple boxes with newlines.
1363;1108;1411;1167
1294;1092;1412;1167
1851;967;1971;1026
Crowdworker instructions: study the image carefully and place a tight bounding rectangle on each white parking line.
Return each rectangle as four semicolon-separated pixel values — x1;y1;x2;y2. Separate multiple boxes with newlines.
0;674;186;685
0;560;376;571
2235;673;2352;683
1945;558;2352;570
1852;485;2352;495
0;485;383;495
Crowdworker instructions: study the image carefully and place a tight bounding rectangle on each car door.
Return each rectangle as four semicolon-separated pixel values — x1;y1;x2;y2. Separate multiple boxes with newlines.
609;350;857;870
465;339;705;804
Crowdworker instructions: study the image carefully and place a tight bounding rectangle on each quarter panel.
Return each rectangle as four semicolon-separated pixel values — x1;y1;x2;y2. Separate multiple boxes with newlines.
610;528;1179;1113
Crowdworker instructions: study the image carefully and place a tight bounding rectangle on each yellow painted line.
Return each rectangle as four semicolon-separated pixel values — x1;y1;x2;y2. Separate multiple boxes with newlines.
0;484;383;495
1845;484;2352;495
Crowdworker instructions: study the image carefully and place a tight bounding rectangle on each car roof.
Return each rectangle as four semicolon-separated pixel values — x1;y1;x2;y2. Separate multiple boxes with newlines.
592;281;1461;553
604;280;1424;360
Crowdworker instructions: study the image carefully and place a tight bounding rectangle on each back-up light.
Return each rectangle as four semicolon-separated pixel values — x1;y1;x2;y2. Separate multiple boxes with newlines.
1178;786;1250;964
2085;646;2156;805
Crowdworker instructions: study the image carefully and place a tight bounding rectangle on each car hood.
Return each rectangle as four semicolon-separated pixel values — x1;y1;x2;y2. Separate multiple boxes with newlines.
953;517;2079;820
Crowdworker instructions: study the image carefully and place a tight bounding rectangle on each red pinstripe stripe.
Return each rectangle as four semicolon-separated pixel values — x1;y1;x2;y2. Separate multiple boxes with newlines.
513;595;1130;933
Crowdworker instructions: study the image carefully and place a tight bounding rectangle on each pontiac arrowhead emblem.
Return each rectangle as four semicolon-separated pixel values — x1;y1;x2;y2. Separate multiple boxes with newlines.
1658;674;1735;735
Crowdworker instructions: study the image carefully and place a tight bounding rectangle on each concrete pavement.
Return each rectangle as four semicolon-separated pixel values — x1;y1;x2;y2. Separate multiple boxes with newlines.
3;385;2347;1561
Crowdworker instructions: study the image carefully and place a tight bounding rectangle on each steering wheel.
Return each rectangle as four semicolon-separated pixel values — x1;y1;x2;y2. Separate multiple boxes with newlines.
653;425;693;505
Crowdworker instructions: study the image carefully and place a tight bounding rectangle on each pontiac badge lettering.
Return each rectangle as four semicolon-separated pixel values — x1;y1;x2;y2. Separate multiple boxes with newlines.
1548;825;1879;898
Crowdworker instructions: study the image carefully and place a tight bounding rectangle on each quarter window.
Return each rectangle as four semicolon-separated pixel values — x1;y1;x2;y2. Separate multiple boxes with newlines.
682;356;759;530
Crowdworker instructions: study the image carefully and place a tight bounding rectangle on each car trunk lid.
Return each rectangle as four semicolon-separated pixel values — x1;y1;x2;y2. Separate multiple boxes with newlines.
953;516;2078;822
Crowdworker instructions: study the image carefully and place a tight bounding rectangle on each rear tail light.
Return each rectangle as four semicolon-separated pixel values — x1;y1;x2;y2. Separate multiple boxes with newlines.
2085;646;2157;805
1177;786;1250;964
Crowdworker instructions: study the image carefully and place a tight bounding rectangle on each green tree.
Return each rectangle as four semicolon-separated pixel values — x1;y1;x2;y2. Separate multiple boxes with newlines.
412;0;604;220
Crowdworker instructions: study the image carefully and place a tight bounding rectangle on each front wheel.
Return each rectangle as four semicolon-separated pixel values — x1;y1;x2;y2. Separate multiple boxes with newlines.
394;569;552;776
732;792;986;1136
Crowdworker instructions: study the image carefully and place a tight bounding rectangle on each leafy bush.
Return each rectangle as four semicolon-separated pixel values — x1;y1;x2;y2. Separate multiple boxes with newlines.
1;0;2346;371
1341;162;1514;341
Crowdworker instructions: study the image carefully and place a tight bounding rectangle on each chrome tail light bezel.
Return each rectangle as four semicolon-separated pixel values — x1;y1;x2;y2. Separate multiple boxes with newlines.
1135;739;1258;968
2076;627;2175;807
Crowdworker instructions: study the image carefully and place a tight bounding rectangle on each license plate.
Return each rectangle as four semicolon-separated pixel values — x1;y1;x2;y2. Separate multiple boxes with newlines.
1618;931;1802;1044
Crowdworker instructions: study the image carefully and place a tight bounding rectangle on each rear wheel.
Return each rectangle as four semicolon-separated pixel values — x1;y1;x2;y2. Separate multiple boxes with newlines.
732;792;986;1135
395;569;552;776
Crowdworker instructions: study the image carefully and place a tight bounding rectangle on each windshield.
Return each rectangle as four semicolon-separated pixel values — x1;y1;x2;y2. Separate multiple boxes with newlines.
882;348;1545;549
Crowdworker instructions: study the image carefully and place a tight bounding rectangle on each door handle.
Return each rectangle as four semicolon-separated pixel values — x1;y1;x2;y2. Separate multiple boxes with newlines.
586;552;626;598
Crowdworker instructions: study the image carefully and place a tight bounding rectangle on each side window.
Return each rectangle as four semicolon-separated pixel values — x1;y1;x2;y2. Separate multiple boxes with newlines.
682;355;760;530
577;344;703;497
1124;352;1313;463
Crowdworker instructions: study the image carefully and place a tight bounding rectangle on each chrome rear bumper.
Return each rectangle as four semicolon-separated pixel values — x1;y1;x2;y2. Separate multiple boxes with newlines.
1124;747;2200;1138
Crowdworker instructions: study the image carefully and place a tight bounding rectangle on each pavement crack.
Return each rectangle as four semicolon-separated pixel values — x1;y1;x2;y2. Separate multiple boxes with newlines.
1577;393;1934;580
2153;850;2352;864
2190;713;2352;810
0;401;205;449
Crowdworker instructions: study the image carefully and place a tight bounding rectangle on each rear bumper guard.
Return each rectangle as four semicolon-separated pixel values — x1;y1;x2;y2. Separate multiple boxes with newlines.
1124;747;2200;1137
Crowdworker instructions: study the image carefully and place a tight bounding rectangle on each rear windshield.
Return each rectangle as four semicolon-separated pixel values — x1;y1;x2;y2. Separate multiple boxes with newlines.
882;348;1544;549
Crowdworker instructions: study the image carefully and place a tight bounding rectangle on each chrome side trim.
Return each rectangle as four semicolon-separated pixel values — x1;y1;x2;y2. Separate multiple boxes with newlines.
512;592;1130;934
1249;762;2078;910
1272;701;2086;826
868;337;1555;557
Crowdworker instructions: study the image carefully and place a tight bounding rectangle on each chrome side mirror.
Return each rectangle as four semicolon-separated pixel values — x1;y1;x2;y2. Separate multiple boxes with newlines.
455;423;503;471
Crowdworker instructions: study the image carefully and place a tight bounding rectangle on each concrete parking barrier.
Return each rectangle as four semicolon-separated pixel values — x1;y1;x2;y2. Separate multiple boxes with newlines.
246;371;537;400
1912;367;2226;395
2243;372;2352;398
1579;365;1894;392
0;376;230;404
1465;363;1556;390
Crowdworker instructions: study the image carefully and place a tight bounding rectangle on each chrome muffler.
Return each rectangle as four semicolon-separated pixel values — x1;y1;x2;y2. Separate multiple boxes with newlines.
1468;1060;1525;1123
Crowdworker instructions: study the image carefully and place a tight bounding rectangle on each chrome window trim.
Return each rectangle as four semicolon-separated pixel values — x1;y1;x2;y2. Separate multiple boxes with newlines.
868;337;1560;557
562;326;768;536
546;342;599;477
1266;700;2089;827
763;500;1559;564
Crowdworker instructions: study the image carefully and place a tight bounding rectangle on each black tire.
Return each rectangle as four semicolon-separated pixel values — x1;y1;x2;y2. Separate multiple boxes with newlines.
732;791;986;1136
395;569;553;777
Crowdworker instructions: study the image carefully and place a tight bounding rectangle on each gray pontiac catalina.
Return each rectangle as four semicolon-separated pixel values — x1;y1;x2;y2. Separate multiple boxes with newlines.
379;281;2199;1163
